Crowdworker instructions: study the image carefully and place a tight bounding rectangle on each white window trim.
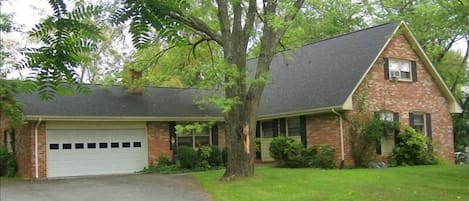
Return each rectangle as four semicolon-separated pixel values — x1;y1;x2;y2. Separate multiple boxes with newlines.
412;113;427;136
389;58;413;81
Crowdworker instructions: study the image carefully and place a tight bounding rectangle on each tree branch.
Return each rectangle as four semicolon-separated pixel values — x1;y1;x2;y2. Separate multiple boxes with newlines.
168;10;223;46
242;0;257;46
215;0;231;48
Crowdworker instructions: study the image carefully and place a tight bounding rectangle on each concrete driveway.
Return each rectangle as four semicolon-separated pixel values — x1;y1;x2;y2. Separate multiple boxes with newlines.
0;174;211;201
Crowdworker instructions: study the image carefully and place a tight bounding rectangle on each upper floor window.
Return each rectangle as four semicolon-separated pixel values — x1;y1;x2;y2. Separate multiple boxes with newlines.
384;58;417;82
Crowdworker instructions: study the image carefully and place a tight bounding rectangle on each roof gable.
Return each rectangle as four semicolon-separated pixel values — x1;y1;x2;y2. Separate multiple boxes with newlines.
256;22;399;117
342;21;462;113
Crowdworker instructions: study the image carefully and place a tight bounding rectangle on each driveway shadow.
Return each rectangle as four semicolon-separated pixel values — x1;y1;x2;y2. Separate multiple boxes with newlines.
0;174;211;201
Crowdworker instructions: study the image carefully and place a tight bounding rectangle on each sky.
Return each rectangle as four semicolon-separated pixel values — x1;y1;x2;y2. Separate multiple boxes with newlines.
1;0;468;80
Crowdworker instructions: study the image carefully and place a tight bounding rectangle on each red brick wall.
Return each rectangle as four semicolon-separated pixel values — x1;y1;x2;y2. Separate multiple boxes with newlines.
147;122;172;165
37;123;47;178
306;114;353;167
14;122;34;178
14;121;47;178
348;33;454;162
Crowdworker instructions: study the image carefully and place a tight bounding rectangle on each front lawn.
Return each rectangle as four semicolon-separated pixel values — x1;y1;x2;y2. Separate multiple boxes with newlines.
190;165;469;201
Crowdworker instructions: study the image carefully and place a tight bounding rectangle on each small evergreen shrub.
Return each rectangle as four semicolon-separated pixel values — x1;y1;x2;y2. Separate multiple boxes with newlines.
310;144;336;169
269;137;336;169
175;146;199;169
283;141;309;168
390;127;437;166
269;137;295;161
208;145;223;166
0;145;16;177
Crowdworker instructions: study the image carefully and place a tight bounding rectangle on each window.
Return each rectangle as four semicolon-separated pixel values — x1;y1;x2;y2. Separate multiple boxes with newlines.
411;113;426;135
379;112;395;136
99;142;108;149
176;122;212;149
122;142;131;148
75;143;84;149
133;142;142;148
286;117;301;137
63;143;72;150
261;121;274;138
111;142;119;148
50;144;59;150
385;58;416;81
87;143;96;149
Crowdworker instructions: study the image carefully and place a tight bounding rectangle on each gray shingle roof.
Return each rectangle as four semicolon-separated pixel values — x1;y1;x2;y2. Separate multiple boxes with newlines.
17;22;398;119
257;22;398;116
17;86;221;118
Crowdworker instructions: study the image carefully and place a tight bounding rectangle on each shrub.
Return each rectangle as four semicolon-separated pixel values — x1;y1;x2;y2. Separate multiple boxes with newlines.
208;145;223;167
269;137;335;169
310;144;335;169
156;156;173;167
269;137;295;161
283;141;309;168
175;146;199;169
0;145;16;177
390;127;436;166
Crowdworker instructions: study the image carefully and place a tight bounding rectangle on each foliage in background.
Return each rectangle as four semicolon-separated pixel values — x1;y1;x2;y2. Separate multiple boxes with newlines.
0;145;16;177
389;127;437;167
19;0;103;99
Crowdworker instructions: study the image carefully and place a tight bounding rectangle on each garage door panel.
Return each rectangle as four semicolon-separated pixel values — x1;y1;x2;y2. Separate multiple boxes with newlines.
46;129;147;178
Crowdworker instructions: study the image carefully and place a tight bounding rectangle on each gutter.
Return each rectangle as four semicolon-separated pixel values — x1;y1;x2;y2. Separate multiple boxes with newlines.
34;117;42;179
331;109;345;169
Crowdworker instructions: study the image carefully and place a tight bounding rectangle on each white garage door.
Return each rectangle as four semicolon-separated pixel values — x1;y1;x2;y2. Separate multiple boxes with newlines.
46;129;147;178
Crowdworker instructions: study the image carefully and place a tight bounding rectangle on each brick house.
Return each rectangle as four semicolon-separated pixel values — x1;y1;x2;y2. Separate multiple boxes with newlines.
1;21;461;178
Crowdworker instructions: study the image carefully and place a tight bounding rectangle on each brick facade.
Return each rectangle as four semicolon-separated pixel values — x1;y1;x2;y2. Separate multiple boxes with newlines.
14;121;47;178
347;33;454;163
147;122;172;165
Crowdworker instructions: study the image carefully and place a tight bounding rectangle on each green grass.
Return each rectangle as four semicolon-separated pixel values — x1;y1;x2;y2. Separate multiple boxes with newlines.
190;165;469;201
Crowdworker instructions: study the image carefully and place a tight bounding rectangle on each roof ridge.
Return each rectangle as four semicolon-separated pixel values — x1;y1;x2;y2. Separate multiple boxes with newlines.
247;21;398;61
82;83;217;91
299;21;397;48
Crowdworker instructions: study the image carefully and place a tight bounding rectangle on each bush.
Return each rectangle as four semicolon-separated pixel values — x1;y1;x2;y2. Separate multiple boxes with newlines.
156;156;173;167
269;137;336;169
208;145;223;167
310;144;335;169
175;146;199;169
0;145;16;177
283;141;309;168
390;127;436;166
269;137;295;161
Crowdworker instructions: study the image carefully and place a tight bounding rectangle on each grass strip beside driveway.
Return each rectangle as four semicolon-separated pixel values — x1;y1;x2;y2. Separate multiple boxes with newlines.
191;165;469;201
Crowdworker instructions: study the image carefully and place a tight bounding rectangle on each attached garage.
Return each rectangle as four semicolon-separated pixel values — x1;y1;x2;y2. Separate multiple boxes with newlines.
46;125;147;178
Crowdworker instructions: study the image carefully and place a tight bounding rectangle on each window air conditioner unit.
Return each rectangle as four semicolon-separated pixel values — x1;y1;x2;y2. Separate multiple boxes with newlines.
390;71;401;79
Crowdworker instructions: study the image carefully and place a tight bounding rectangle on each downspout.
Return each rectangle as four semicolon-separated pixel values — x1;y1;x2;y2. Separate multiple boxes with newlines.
34;118;42;179
332;109;345;169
